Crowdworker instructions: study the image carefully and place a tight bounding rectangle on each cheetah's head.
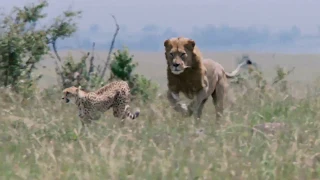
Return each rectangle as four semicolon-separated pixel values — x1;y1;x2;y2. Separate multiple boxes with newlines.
62;86;79;103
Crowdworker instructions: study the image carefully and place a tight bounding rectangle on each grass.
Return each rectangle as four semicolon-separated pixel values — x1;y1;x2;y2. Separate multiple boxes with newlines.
1;66;320;180
37;50;320;89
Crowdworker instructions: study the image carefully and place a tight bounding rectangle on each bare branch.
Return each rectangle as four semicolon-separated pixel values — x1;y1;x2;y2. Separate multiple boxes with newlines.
55;61;66;87
87;42;95;89
88;42;95;75
99;14;120;82
52;41;62;62
51;41;66;87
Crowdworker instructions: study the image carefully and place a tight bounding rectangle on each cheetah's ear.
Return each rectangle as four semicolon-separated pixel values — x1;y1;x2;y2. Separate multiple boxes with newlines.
76;86;81;96
77;86;86;98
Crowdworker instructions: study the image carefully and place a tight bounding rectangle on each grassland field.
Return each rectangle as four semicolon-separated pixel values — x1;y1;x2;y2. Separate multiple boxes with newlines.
37;50;320;90
2;50;320;179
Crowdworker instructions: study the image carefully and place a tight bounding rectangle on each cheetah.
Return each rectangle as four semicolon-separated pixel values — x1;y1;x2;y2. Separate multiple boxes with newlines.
61;80;140;128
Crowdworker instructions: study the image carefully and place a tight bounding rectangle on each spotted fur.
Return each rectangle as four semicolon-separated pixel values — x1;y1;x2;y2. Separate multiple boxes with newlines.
62;81;140;127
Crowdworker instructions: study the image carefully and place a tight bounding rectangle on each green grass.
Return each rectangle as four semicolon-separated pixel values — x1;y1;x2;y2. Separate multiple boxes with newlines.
1;72;320;180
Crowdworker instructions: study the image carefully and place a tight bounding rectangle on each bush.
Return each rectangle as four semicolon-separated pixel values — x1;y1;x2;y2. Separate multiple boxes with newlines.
129;74;159;102
110;47;137;81
109;47;159;102
57;46;106;91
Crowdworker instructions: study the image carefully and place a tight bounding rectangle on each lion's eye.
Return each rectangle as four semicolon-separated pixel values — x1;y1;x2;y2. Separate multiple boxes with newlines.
170;53;174;57
180;53;186;57
66;92;70;95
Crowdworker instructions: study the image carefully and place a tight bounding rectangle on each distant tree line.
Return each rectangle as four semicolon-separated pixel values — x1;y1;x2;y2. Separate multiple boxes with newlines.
56;23;315;52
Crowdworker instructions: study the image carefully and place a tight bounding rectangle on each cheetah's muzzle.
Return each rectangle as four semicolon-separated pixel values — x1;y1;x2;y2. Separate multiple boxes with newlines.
62;97;70;103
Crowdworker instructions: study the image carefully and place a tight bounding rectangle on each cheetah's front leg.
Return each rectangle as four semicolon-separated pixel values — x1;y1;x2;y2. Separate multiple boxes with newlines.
78;109;85;119
77;108;94;134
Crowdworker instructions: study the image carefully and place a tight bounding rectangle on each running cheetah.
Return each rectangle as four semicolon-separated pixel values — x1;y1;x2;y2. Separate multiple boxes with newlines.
62;80;140;127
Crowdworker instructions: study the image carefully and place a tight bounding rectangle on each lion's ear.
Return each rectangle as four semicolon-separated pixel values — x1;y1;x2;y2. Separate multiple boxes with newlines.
164;39;171;48
186;39;195;49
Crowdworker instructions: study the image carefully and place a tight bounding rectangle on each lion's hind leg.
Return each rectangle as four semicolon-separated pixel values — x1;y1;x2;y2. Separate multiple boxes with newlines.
212;79;227;121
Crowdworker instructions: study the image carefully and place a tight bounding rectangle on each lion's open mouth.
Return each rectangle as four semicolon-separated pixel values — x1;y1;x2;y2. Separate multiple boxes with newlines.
171;66;184;74
172;68;184;75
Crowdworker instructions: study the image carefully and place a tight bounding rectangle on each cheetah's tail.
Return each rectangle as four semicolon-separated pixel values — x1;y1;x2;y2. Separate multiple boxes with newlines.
125;105;140;120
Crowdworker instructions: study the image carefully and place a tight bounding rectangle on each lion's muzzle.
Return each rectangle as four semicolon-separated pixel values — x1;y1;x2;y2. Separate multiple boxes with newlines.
171;63;185;75
173;63;179;67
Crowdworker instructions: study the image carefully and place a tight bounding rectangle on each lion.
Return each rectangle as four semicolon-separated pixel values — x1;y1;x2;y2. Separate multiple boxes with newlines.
164;37;252;122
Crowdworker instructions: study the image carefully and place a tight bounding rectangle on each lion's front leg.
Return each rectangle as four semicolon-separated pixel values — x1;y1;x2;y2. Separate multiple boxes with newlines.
189;88;209;122
188;76;210;121
166;90;191;116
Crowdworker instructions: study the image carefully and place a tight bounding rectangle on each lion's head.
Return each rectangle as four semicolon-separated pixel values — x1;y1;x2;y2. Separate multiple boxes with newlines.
61;86;79;103
164;37;203;75
164;37;207;96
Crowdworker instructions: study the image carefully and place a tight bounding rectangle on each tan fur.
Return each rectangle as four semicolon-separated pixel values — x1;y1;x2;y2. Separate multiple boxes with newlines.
61;81;140;129
164;37;252;122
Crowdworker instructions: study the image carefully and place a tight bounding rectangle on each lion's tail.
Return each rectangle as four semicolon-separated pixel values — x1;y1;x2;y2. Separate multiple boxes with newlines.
225;59;252;78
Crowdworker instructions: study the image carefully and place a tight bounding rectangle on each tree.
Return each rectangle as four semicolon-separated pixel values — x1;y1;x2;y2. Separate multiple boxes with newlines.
0;0;81;93
47;9;81;87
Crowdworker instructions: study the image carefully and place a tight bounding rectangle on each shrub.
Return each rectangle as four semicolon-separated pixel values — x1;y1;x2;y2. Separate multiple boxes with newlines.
109;47;159;102
57;44;106;91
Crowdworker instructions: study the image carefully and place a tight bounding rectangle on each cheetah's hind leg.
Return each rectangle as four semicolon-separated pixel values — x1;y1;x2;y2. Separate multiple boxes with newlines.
124;105;140;120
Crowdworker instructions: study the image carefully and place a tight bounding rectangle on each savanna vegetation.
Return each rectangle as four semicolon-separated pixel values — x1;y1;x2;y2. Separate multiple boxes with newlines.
1;1;320;179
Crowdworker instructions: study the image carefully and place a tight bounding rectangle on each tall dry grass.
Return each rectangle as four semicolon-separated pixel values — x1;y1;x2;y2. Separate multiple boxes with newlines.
1;68;320;179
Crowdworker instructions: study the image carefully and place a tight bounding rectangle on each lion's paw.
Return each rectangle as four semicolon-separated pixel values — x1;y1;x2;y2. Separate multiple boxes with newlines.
176;102;193;117
179;102;188;111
